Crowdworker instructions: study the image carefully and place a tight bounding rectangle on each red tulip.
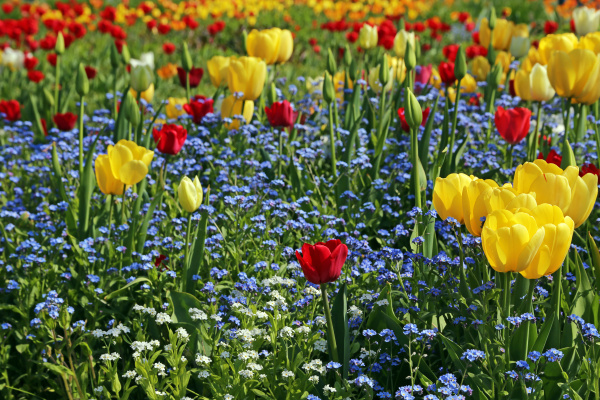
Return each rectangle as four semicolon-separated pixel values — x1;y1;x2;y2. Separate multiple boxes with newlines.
265;100;298;129
443;44;460;62
28;70;44;83
580;162;600;177
295;239;348;285
346;31;358;43
2;3;14;13
24;55;38;70
177;67;203;88
85;66;97;79
157;23;171;35
183;95;214;124
538;149;562;167
47;53;57;67
495;107;531;145
415;64;432;86
53;112;78;131
0;100;21;121
544;21;559;35
439;61;456;85
397;107;430;133
163;43;175;54
152;124;187;155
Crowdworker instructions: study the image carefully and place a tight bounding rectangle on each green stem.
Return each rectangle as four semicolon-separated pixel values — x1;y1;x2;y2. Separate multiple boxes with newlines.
54;55;61;115
185;71;191;101
530;102;542;161
78;96;85;178
320;284;339;363
113;67;118;120
411;126;420;210
107;195;114;239
328;103;337;178
120;188;126;226
182;213;193;291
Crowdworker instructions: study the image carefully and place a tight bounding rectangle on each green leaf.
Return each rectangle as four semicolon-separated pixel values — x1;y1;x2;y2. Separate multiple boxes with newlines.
77;134;101;240
103;277;151;300
587;232;600;286
167;290;203;325
331;283;349;379
419;95;439;176
51;143;77;234
43;362;75;378
532;314;554;353
186;187;211;290
135;190;164;253
438;334;467;371
571;251;594;323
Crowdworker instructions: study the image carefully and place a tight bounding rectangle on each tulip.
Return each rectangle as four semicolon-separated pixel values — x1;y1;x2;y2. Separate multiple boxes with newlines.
519;204;574;279
107;140;154;186
0;99;21;121
545;21;559;35
178;176;203;213
129;83;155;103
153;124;187;155
393;30;415;58
415;64;432;86
165;97;188;120
521;47;542;72
509;36;530;59
495;106;531;145
53;112;78;131
479;17;514;51
538;149;563;167
538;33;579;65
177;66;203;88
514;64;555;102
265;100;297;129
221;95;254;130
397;107;430;133
130;65;153;93
183;95;214;124
246;28;281;65
368;65;394;93
386;56;407;84
495;51;511;74
481;207;546;274
206;56;230;87
471;56;491;81
433;173;476;223
295;239;348;285
580;162;600;177
579;31;600;54
1;47;25;70
359;24;378;49
277;29;294;63
573;6;600;37
547;48;600;104
513;159;598;227
439;61;456;85
95;154;124;195
130;52;154;70
227;56;267;101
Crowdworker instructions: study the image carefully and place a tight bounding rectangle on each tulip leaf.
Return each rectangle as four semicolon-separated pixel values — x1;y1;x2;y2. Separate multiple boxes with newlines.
103;277;151;301
571;251;594;323
331;283;350;379
51;143;77;235
186;187;211;291
587;232;600;288
423;211;436;259
532;313;555;353
419;95;439;176
167;290;212;357
28;94;46;143
438;334;467;372
135;190;164;253
510;320;537;362
77;133;100;240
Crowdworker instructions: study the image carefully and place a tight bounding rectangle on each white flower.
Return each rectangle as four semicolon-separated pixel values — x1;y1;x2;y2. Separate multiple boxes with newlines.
239;369;254;379
220;351;231;359
375;299;389;307
164;344;173;351
99;352;121;363
296;326;310;336
324;385;336;395
155;390;167;396
198;370;210;378
282;370;295;379
154;362;167;377
94;386;104;393
155;313;171;325
314;339;328;352
189;308;207;321
309;375;319;384
2;48;24;70
130;52;155;70
195;354;212;365
255;311;268;319
279;327;294;338
224;395;234;400
176;327;190;342
91;329;105;338
314;316;326;326
211;314;222;322
573;7;600;36
349;305;363;318
247;363;263;371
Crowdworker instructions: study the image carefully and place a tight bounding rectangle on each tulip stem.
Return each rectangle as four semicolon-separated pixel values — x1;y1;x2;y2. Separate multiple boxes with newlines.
530;102;542;161
182;212;193;291
120;188;126;226
328;103;337;179
113;68;118;120
78;96;85;178
185;71;191;102
320;284;339;363
54;55;60;116
503;272;512;367
411;126;421;210
107;195;114;240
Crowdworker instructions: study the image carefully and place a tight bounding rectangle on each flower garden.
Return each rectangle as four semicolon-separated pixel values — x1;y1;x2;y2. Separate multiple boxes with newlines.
1;0;600;399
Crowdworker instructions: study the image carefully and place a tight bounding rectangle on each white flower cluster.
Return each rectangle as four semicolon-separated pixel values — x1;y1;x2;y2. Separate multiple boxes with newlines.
348;305;362;318
304;286;321;297
154;362;167;377
189;308;207;321
133;304;157;316
261;276;296;287
237;350;259;362
296;326;310;336
314;339;328;352
314;316;326;326
122;370;137;379
282;370;294;379
324;385;337;395
302;359;325;374
155;313;172;325
198;370;210;379
195;354;212;366
247;362;263;371
266;290;287;309
91;323;130;338
376;299;389;306
279;326;294;338
239;369;254;379
231;302;269;320
176;327;190;342
131;340;160;359
235;328;268;343
360;348;377;359
99;352;121;363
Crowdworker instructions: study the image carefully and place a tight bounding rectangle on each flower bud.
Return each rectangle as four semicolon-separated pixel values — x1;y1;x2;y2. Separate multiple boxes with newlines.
348;58;359;82
178;176;203;213
269;82;277;105
130;65;153;93
510;36;530;59
560;139;576;169
489;7;497;30
55;32;65;55
122;91;140;128
43;88;54;107
454;45;467;81
181;42;193;72
327;48;337;76
379;55;390;86
76;63;89;97
404;88;423;129
323;72;335;104
121;43;131;65
110;42;120;69
405;41;416;71
343;45;352;67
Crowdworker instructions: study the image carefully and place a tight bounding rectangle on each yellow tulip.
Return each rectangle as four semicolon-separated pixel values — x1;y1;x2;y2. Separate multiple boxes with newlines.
178;176;203;213
471;56;490;81
479;18;514;51
227;56;267;101
538;33;578;65
368;65;394;93
95;154;124;195
306;76;324;98
512;23;530;39
359;24;378;50
221;95;254;130
246;28;281;65
495;51;511;74
165;97;188;120
579;31;600;54
513;160;598;227
206;56;230;87
509;36;530;59
547;48;600;104
514;64;555;102
573;6;600;37
433;173;476;223
519;204;574;279
387;55;407;83
393;30;415;58
130;83;155;103
521;47;542;72
106;140;154;186
277;29;294;63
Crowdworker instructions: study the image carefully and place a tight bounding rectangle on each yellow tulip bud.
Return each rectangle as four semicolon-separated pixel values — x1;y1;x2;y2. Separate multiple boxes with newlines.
226;56;267;101
107;140;154;186
165;97;188;120
538;33;579;65
432;173;476;223
547;48;600;104
277;29;294;63
471;56;490;81
578;31;600;54
479;18;514;51
178;176;203;213
95;154;124;195
358;24;378;50
393;30;415;58
246;28;281;65
514;64;555;102
368;65;394;93
221;95;254;130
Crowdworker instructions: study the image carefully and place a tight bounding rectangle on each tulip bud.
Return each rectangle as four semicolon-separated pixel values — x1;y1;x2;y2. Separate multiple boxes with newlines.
110;42;121;69
181;42;193;72
76;63;89;97
43;88;55;107
348;58;359;82
454;45;467;81
269;82;277;105
327;48;337;76
122;91;140;128
343;45;352;67
404;88;423;129
509;36;530;59
130;65;153;93
55;32;65;55
178;176;203;213
405;41;416;72
560;138;576;168
323;72;335;105
487;63;503;88
121;43;131;65
379;55;390;86
489;7;497;30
